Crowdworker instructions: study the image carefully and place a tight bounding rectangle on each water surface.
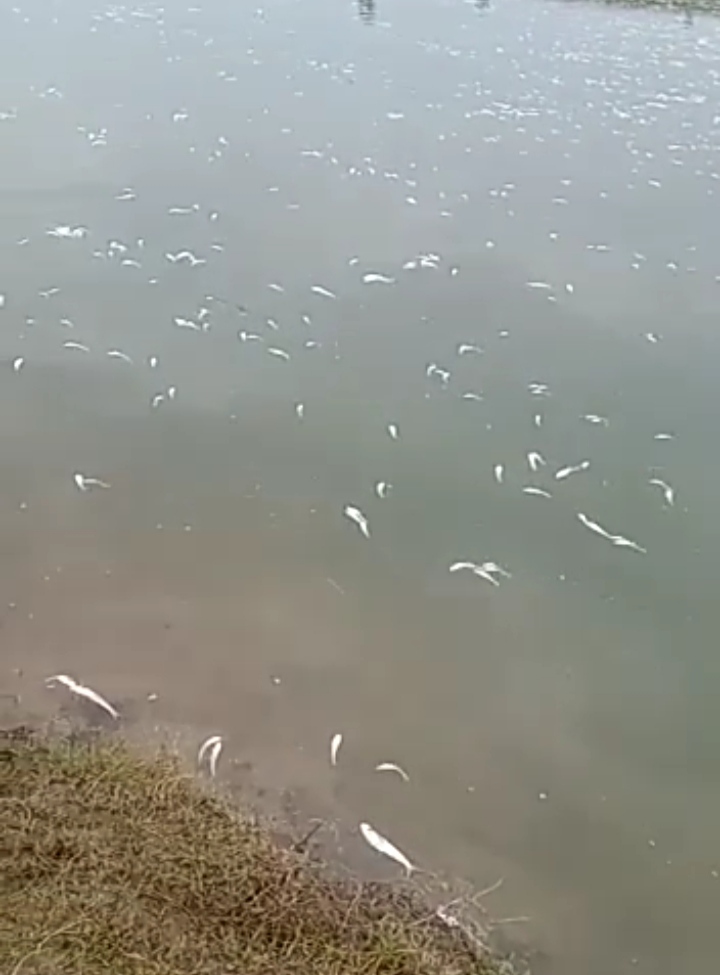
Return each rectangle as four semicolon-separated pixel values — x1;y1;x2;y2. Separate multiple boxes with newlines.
2;1;720;972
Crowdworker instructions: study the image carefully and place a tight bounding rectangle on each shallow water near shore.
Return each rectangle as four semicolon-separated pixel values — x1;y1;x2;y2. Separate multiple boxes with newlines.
2;1;720;972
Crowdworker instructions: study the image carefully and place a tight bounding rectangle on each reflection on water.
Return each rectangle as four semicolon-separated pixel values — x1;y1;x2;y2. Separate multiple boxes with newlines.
2;0;720;973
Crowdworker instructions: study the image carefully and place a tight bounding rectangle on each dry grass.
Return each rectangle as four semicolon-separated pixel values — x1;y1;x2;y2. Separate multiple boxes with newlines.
0;727;504;975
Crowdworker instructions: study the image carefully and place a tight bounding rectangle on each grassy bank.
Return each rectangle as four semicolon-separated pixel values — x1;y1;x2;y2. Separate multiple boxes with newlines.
0;728;506;975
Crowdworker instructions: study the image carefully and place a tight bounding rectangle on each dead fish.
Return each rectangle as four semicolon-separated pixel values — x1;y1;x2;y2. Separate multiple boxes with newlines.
330;732;343;766
173;317;200;330
362;273;395;284
457;343;482;356
238;330;262;342
375;481;391;499
494;464;504;484
267;347;290;361
577;512;616;541
526;281;552;290
473;561;511;586
311;284;337;299
426;363;451;384
523;486;552;498
649;478;675;506
63;341;90;352
375;762;410;782
151;393;165;408
582;414;609;426
46;674;119;720
387;423;399;440
106;349;133;363
654;433;674;441
344;505;370;538
359;822;414;875
555;461;590;480
12;357;24;372
577;513;646;553
462;391;483;401
165;250;205;266
197;735;223;777
73;473;109;492
612;534;647;554
449;561;479;573
47;225;87;239
295;403;305;419
527;451;546;472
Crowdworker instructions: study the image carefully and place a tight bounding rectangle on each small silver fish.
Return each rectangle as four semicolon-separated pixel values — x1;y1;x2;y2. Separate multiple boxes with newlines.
197;735;223;776
649;478;675;506
387;423;399;440
330;732;343;766
173;317;200;330
73;473;109;492
63;341;90;352
457;343;482;356
359;822;414;875
362;273;395;284
344;505;370;538
527;451;546;472
555;461;590;480
46;674;119;720
375;762;410;782
523;486;552;498
494;464;504;484
12;357;24;372
375;481;391;499
267;347;290;361
311;284;337;299
107;349;133;363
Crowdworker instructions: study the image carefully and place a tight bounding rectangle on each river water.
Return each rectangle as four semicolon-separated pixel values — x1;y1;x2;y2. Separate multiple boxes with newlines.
1;0;719;971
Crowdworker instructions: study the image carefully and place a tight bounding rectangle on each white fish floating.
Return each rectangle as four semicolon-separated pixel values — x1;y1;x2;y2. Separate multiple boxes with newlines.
267;347;290;361
577;513;647;553
330;732;343;767
165;250;205;266
457;343;482;356
582;414;609;426
474;561;511;586
527;451;546;472
12;357;24;372
375;762;410;782
523;486;552;498
359;822;414;876
343;505;370;539
362;273;395;285
649;478;675;506
47;225;87;239
462;391;483;401
73;472;110;492
46;674;119;720
63;341;90;352
494;464;504;484
151;393;165;408
106;349;133;363
449;561;510;587
426;363;451;384
387;423;399;440
295;403;305;419
238;330;262;342
654;433;674;441
375;481;391;499
555;461;590;480
526;281;552;290
173;317;200;330
197;735;223;777
311;284;337;299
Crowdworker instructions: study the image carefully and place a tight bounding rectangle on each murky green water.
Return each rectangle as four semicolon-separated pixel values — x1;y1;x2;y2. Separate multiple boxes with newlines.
2;1;720;971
